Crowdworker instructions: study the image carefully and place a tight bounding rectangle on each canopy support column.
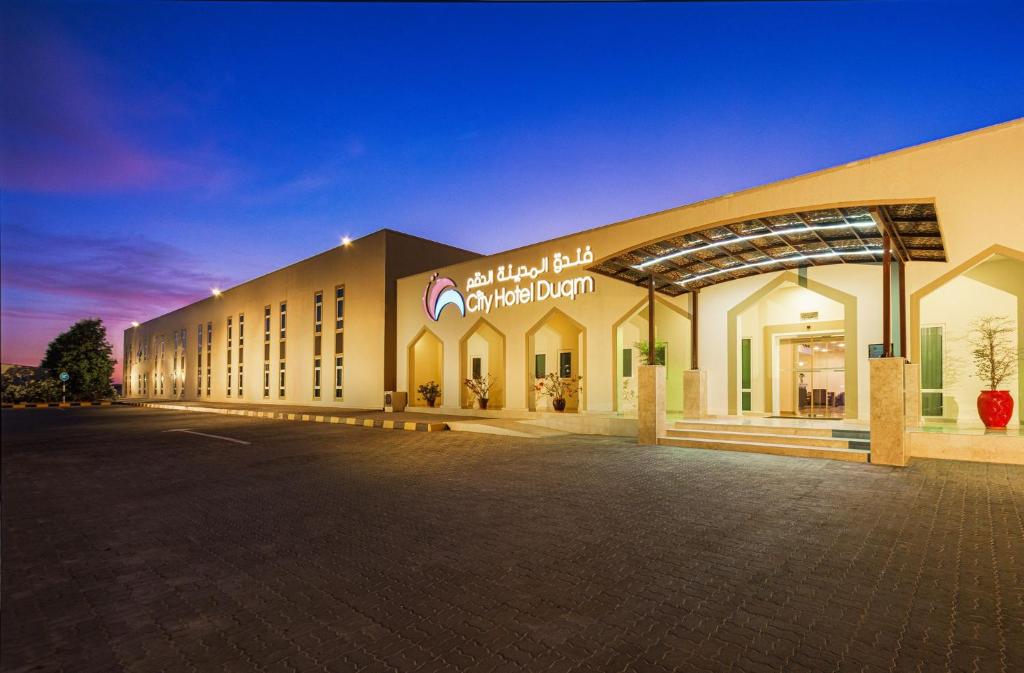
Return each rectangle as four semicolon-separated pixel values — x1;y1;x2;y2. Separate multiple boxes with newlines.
690;290;699;369
882;230;892;357
647;274;656;364
898;257;907;360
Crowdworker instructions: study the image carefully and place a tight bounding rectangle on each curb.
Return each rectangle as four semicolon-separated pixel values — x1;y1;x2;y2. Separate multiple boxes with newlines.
125;401;448;432
2;401;114;409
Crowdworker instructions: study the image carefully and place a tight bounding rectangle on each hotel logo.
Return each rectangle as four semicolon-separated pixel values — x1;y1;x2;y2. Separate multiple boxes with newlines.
423;273;466;321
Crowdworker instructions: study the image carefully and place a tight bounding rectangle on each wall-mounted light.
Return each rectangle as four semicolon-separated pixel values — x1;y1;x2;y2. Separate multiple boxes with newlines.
131;321;140;327
212;288;222;297
341;236;352;247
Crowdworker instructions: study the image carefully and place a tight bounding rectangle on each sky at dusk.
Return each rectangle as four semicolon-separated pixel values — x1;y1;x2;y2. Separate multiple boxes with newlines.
2;1;1023;381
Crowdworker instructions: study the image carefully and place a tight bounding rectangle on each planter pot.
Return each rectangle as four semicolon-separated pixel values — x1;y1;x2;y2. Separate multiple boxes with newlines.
977;390;1013;429
426;398;436;408
552;398;567;412
478;398;489;410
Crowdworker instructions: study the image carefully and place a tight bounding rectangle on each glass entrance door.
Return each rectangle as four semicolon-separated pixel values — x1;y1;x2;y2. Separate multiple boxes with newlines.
778;334;846;418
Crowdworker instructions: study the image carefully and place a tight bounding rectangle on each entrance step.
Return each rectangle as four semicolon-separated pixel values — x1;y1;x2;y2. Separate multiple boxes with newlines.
658;435;869;462
664;427;869;450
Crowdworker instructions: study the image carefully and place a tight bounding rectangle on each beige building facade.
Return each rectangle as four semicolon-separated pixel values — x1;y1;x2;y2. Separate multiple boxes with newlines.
127;119;1024;459
124;230;478;410
395;119;1024;427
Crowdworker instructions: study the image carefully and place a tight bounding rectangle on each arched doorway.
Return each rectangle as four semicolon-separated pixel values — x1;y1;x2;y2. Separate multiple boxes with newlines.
727;271;859;419
525;308;586;412
911;245;1023;426
459;318;506;409
407;327;444;407
611;297;691;415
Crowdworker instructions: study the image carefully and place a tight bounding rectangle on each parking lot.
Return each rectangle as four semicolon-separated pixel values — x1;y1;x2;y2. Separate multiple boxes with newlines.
2;406;1022;673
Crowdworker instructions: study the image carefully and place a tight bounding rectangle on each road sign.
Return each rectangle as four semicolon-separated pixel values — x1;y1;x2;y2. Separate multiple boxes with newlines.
59;372;70;382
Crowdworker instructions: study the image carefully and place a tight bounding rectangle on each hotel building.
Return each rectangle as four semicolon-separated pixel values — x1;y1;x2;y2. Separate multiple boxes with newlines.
126;118;1024;464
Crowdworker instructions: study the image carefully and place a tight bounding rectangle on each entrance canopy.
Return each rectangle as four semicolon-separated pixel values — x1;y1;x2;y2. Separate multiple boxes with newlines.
588;203;946;296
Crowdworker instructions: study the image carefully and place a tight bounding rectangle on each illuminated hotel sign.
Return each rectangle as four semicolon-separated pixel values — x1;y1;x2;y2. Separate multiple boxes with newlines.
463;245;596;315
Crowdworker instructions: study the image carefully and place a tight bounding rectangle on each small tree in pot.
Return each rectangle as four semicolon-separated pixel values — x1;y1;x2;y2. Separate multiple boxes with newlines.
417;380;441;407
464;374;496;410
535;373;582;412
967;315;1018;428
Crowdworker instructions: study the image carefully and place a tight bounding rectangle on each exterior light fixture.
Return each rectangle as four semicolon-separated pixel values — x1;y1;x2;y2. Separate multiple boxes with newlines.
675;248;881;286
341;236;352;246
131;321;140;327
635;221;878;270
212;288;222;297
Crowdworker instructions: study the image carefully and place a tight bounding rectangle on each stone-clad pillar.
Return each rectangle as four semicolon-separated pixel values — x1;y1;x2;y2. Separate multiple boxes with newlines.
638;365;666;445
683;369;708;420
904;362;921;428
870;357;910;466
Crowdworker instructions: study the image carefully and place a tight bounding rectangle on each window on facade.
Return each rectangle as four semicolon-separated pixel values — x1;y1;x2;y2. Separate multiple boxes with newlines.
335;286;344;330
264;306;271;342
314;291;323;334
921;326;944;416
559;351;572;378
279;361;286;398
313;357;321;399
472;356;482;380
206;322;212;396
227;317;232;349
263;362;270;398
238;314;245;346
622;348;632;378
238;363;244;398
534;353;546;378
227;367;232;397
280;302;287;339
741;338;752;412
334;355;343;399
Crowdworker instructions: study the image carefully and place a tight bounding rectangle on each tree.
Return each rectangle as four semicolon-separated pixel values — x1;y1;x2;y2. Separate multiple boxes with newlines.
966;315;1018;390
40;319;116;400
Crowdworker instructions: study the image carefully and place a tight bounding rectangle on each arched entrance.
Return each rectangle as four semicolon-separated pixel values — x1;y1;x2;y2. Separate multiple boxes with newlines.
407;327;444;407
911;245;1023;426
459;318;506;409
611;297;691;415
525;308;586;412
727;271;859;419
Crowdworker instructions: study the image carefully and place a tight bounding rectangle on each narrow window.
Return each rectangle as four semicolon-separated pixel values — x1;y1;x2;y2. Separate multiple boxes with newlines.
314;291;323;334
534;353;546;379
622;348;633;378
197;324;203;396
471;356;482;380
334;355;343;399
313;357;321;399
238;314;245;346
279;361;286;398
741;338;752;412
264;306;271;342
279;302;287;339
238;362;244;398
226;317;232;396
263;362;270;398
559;351;572;378
206;322;212;396
335;286;345;330
227;367;232;397
921;325;944;416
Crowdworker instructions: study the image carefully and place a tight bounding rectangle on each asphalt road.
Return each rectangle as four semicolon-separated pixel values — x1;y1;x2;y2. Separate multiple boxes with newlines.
2;406;1022;673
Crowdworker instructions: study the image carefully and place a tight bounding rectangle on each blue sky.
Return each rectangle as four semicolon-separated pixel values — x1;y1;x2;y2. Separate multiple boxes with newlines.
2;0;1022;377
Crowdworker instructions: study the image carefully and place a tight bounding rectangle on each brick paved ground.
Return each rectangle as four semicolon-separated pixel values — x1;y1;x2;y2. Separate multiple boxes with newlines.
2;407;1022;673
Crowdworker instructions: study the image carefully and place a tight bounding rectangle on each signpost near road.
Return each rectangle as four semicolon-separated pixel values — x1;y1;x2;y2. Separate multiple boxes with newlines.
59;371;69;404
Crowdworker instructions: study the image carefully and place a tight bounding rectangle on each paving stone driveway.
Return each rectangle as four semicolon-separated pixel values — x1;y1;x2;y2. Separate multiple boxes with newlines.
2;407;1022;673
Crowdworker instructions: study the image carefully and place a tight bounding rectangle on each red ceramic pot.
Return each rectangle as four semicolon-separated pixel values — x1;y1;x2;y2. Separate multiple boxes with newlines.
977;390;1014;429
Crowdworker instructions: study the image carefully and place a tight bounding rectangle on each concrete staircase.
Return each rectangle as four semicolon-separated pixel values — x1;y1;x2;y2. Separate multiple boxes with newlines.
659;420;871;462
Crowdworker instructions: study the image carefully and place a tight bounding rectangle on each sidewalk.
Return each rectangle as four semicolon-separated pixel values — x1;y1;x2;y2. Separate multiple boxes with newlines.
124;399;464;431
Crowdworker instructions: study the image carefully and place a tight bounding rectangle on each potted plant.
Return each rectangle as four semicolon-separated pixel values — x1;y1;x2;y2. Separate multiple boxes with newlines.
634;339;667;365
535;372;582;412
967;315;1018;429
464;374;496;409
416;380;441;407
